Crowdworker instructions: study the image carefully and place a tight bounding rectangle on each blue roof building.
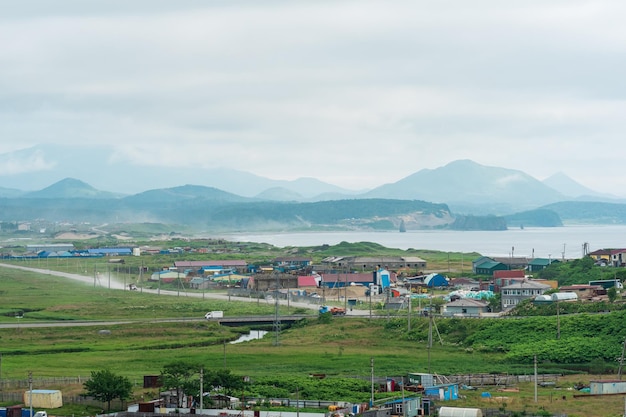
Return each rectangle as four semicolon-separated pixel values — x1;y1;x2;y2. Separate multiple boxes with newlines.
424;273;448;287
87;248;133;256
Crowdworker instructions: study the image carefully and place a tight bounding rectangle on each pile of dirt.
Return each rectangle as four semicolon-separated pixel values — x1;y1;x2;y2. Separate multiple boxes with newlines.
320;286;368;300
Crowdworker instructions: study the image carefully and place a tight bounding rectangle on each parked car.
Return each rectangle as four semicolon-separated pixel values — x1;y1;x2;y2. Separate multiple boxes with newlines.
205;311;224;319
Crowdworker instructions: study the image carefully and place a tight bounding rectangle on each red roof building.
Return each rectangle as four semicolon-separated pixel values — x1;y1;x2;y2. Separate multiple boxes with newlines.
298;275;319;288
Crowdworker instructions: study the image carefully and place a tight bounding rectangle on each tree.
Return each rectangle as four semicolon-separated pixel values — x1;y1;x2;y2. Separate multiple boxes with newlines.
160;361;201;407
205;369;246;396
83;369;133;412
608;287;618;303
487;292;501;313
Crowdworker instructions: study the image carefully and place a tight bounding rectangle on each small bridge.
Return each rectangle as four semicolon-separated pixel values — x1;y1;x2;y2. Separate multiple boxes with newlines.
209;314;311;327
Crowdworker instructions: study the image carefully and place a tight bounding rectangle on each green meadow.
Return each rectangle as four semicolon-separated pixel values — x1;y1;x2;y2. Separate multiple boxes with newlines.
2;260;626;416
0;266;489;379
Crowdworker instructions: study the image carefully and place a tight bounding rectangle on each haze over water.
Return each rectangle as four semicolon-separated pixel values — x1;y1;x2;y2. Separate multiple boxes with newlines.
225;225;626;259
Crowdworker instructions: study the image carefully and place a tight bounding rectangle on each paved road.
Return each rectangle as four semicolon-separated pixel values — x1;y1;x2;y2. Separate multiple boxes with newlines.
0;262;367;329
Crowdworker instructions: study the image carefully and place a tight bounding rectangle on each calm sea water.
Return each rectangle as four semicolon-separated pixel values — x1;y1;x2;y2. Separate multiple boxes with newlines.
222;225;626;259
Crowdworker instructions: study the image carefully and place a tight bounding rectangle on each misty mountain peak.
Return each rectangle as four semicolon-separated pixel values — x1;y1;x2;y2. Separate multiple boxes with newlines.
24;177;120;199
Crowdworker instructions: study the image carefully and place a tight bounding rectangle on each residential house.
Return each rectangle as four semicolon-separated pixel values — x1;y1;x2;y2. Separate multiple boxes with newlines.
472;256;493;274
527;258;560;272
475;260;508;275
501;279;551;310
443;298;490;316
189;276;211;290
491;270;526;292
492;256;530;270
382;397;423;417
588;249;626;267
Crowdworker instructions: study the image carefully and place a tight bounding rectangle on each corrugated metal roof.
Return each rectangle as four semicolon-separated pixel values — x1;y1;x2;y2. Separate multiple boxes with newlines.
445;298;488;307
501;279;551;289
175;260;247;267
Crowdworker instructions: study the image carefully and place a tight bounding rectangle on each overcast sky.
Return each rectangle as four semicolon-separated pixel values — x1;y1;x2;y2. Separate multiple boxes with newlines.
1;1;625;194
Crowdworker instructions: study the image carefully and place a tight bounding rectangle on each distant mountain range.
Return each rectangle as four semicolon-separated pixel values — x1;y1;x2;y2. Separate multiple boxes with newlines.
1;146;626;232
0;144;361;199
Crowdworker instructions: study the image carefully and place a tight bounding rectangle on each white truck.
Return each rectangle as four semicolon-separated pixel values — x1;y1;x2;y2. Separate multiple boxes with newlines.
204;311;224;319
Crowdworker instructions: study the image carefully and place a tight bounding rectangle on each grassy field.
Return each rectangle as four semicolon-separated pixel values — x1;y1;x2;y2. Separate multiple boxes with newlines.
0;268;294;323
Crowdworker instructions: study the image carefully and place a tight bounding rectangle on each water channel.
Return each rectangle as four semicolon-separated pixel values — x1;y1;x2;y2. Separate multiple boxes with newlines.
230;330;268;344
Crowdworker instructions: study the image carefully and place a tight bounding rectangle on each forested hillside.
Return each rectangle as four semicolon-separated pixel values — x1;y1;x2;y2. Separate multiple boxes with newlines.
535;256;626;286
542;201;626;224
504;208;563;227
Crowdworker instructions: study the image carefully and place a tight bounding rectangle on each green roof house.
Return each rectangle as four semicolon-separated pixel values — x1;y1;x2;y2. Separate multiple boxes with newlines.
528;258;560;272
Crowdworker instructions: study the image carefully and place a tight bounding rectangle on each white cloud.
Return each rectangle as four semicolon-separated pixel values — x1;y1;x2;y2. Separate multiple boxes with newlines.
0;149;56;176
0;1;625;193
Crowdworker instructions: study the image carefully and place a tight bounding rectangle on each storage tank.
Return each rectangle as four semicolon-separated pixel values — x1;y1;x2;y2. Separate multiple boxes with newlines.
438;407;483;417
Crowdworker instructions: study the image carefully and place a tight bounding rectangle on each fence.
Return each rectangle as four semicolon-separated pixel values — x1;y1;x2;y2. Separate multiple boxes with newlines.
0;377;89;391
0;391;121;412
445;373;561;387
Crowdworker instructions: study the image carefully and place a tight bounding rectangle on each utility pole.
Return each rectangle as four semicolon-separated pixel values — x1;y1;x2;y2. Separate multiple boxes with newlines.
556;299;560;340
534;355;538;403
296;386;300;417
199;367;204;414
427;295;433;373
28;371;33;417
408;295;411;332
273;273;281;346
344;270;348;311
618;337;626;380
370;357;375;407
